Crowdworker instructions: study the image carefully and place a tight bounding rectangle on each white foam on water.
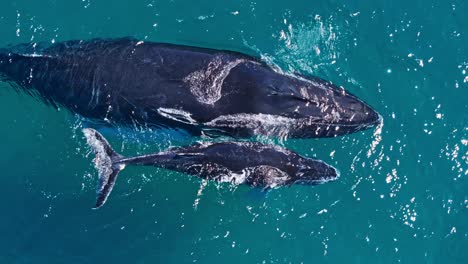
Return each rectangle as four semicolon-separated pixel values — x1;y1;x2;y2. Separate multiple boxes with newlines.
461;139;468;146
193;179;208;210
367;117;384;158
262;15;342;75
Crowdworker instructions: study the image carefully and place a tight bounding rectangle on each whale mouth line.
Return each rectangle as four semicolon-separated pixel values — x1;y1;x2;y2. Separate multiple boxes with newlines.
293;172;339;185
205;113;382;128
155;108;382;130
294;177;338;185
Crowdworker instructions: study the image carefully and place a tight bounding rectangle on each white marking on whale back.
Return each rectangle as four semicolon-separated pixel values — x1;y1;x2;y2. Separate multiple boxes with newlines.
157;107;198;125
183;55;245;105
193;180;208;209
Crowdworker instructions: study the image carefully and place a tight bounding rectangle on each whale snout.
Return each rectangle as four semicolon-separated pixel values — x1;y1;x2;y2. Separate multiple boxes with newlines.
327;90;381;134
270;75;381;137
294;160;338;185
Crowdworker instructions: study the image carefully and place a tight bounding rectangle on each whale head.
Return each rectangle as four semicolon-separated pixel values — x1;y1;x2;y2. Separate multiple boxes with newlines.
292;158;339;185
247;66;381;138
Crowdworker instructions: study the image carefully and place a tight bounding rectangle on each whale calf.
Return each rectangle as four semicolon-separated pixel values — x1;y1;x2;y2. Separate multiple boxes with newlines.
83;128;338;208
0;38;380;138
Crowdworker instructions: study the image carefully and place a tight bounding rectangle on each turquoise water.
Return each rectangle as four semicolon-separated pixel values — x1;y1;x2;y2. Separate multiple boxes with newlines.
0;0;467;263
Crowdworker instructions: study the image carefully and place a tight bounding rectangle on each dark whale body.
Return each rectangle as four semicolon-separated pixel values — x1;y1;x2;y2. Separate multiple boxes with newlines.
0;38;380;138
83;128;338;208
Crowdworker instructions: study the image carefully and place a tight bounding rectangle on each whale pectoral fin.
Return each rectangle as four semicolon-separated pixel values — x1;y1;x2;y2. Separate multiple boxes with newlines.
94;167;122;209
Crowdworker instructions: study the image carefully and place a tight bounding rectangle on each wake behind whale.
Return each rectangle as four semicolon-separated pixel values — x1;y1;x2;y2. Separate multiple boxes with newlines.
0;38;380;138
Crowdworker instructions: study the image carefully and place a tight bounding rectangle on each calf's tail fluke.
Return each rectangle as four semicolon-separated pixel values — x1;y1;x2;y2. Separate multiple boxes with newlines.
82;128;127;209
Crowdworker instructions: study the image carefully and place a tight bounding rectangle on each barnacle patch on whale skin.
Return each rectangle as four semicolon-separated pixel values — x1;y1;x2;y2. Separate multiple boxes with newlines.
183;55;245;105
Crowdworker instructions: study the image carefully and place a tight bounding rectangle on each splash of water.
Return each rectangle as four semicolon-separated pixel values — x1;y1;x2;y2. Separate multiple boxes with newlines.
367;120;384;158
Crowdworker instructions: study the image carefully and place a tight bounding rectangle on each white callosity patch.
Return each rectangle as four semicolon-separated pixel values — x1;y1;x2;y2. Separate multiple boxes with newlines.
183;55;245;105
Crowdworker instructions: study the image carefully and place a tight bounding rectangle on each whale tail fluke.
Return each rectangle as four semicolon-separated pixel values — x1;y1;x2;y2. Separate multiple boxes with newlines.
82;128;126;209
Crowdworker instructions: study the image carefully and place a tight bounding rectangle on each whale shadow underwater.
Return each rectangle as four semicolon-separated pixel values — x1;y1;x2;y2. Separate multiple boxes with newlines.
83;128;338;208
0;37;381;138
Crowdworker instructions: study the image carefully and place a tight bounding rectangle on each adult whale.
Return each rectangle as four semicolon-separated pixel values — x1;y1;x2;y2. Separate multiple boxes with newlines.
83;128;338;208
0;38;380;138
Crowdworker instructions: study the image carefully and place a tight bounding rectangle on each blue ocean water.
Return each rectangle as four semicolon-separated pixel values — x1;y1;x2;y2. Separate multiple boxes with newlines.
0;0;467;263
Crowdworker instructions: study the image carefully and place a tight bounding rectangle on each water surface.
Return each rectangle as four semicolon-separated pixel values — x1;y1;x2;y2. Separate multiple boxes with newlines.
0;0;466;263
